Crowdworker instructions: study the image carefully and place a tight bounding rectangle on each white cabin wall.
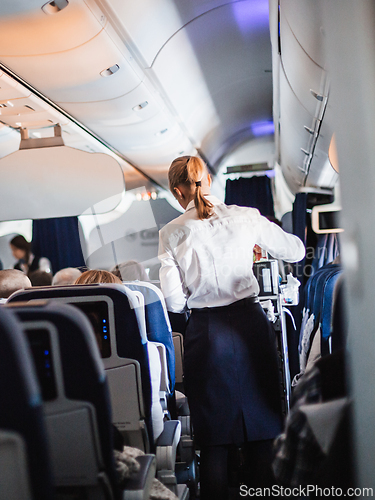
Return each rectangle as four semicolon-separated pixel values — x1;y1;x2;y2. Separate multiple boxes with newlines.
323;1;375;490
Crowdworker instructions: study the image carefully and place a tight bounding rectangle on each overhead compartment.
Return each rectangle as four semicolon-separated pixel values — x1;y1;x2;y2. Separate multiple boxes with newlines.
56;83;160;127
0;143;125;221
305;108;338;189
280;7;326;117
0;0;104;56
281;0;325;68
279;65;315;183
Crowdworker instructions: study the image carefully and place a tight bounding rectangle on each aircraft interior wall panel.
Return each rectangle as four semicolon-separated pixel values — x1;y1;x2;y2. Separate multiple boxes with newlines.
281;0;325;68
280;9;326;118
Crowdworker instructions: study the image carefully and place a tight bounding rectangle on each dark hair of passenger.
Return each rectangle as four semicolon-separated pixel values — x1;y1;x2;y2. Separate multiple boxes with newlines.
74;269;122;285
168;156;213;220
10;234;31;262
28;270;53;287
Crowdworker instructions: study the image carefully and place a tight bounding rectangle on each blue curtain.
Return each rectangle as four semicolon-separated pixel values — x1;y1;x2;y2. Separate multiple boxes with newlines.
225;176;275;217
292;193;308;246
32;217;85;274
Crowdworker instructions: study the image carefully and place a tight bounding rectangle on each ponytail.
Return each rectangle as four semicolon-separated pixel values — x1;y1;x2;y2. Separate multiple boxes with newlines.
168;156;214;220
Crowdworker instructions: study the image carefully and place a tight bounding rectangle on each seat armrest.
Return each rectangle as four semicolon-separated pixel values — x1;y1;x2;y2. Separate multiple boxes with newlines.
123;454;156;500
149;341;169;393
155;420;181;471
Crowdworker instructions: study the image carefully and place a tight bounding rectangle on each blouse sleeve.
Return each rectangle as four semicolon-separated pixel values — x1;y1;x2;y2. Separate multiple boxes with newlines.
256;213;305;263
158;230;189;314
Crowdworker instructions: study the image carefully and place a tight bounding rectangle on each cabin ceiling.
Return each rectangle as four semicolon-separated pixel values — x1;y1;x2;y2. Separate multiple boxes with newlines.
0;0;274;190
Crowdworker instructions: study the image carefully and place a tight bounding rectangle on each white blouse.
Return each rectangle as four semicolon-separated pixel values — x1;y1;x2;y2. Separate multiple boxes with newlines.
158;196;305;313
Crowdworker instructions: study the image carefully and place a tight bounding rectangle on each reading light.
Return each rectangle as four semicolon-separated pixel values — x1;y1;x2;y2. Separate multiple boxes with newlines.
42;0;69;14
100;64;120;77
132;101;148;111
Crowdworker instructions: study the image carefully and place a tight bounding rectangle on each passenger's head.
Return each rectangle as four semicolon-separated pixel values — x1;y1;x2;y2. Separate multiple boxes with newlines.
28;270;53;287
111;260;149;282
168;156;213;219
10;234;31;262
74;269;122;285
52;267;82;286
0;269;32;298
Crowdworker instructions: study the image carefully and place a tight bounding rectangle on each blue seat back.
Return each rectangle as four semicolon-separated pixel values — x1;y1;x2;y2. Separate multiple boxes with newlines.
7;301;120;499
125;281;175;393
8;284;154;444
0;306;53;500
321;270;343;354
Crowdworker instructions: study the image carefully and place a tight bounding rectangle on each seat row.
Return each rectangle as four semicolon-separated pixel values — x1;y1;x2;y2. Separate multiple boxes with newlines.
1;281;194;499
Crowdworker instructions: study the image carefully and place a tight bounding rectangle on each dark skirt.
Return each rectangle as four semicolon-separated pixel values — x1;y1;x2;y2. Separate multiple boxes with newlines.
183;298;283;447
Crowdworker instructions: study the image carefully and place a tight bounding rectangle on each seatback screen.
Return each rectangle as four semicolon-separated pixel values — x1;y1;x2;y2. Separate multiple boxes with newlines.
71;301;111;358
25;328;57;401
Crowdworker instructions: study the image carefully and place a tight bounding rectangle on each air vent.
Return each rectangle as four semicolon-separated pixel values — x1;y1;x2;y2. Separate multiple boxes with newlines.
24;105;35;111
155;129;168;136
0;103;7;109
42;0;69;15
100;64;120;77
132;101;148;111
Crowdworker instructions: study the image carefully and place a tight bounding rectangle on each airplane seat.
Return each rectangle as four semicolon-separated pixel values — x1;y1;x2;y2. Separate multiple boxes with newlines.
297;264;342;380
0;305;54;500
124;281;176;394
8;285;189;499
6;300;156;500
320;270;343;356
8;284;159;450
124;281;190;417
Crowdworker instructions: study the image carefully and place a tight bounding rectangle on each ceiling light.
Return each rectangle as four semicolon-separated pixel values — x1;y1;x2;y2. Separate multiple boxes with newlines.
100;64;120;77
132;101;148;111
42;0;69;14
6;101;14;107
250;121;274;137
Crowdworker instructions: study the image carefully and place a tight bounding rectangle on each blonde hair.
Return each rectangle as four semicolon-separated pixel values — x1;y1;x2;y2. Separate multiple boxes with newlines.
74;269;122;285
168;156;213;220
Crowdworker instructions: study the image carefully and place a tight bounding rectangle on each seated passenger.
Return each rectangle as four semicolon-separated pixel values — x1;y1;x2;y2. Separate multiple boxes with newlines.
111;260;149;282
28;270;53;287
52;267;82;286
0;269;31;301
74;269;122;285
10;234;51;276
